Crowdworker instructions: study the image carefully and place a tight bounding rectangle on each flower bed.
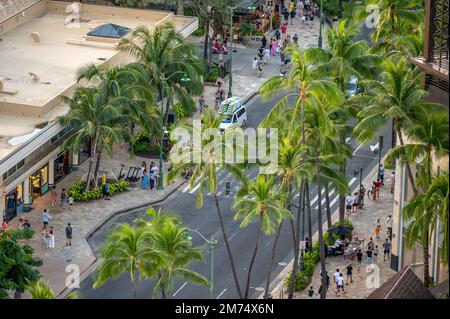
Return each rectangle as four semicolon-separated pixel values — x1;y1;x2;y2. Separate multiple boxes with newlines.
68;180;130;202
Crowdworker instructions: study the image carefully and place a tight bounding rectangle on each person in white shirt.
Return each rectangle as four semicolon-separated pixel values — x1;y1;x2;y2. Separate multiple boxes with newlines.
252;57;258;73
336;273;345;296
386;214;393;238
263;47;270;64
333;269;340;284
345;194;353;215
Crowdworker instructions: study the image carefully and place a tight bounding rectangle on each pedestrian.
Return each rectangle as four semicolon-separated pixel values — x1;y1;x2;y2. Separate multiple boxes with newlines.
42;209;51;226
261;34;267;48
137;165;144;181
290;8;295;25
274;29;281;41
283;9;290;23
383;238;391;261
141;169;148;189
60;188;67;209
386;214;393;239
375;179;382;198
149;169;156;190
374;218;382;239
215;75;224;89
389;171;395;193
307;286;315;298
263;46;270;64
23;219;31;230
281;22;287;40
104;181;110;200
68;195;74;210
252;57;258;73
271;38;277;56
301;13;306;25
65;223;73;246
345;193;352;216
48;226;55;249
372;181;377;200
367;237;374;251
366;248;373;264
352;192;359;213
40;226;48;250
292;33;298;46
297;0;303;17
358;185;365;208
51;186;58;207
333;268;340;284
309;11;314;29
380;164;385;185
356;249;363;271
373;245;379;262
16;218;24;230
335;273;345;296
346;263;353;285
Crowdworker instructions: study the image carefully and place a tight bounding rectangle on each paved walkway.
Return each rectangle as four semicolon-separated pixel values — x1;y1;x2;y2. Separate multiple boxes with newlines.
271;164;397;299
10;146;184;298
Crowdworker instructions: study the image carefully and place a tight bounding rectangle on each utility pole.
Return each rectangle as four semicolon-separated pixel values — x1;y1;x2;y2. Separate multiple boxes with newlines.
377;135;383;180
318;0;323;48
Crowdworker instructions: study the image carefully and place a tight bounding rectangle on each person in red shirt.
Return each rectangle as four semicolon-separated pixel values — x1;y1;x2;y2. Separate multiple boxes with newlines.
375;179;382;198
281;23;287;41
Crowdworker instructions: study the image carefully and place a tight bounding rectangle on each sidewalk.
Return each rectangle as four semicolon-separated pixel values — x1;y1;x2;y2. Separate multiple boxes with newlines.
270;164;397;299
14;146;184;298
187;14;322;110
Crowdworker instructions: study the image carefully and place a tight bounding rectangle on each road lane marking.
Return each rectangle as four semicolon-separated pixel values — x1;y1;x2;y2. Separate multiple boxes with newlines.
352;143;365;155
345;137;351;143
314;178;356;209
315;189;335;210
349;177;357;186
189;182;202;194
229;232;237;241
216;289;227;299
310;188;325;205
172;282;188;297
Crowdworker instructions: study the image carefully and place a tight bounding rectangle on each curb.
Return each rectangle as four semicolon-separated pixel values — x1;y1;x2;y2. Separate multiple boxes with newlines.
56;178;186;299
259;159;384;299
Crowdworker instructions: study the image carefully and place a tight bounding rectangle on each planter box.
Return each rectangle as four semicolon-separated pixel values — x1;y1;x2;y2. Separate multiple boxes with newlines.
204;74;229;87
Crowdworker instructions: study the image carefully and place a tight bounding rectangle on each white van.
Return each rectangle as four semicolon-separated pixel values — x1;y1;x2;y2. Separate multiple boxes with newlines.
218;97;247;133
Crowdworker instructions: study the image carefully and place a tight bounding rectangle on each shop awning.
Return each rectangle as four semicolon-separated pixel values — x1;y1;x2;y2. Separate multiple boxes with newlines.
235;0;265;14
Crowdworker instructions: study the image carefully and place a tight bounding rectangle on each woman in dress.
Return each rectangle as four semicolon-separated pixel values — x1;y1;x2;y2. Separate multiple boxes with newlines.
40;227;47;250
271;38;277;56
48;227;55;249
141;169;149;189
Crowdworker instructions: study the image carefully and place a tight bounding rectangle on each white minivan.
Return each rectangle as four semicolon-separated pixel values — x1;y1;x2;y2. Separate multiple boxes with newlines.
218;97;247;133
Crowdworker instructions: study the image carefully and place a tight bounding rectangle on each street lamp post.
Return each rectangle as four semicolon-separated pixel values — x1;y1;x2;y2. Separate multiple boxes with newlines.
227;2;256;98
157;72;190;190
299;187;306;272
318;0;323;48
377;135;383;180
188;229;217;299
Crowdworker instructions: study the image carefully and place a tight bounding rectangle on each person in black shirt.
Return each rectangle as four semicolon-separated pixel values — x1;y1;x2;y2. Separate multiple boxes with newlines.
357;249;363;271
366;249;373;264
307;286;315;298
261;35;267;48
346;263;353;285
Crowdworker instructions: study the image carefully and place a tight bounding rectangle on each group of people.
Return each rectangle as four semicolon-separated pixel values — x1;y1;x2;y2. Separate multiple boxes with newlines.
275;0;319;29
138;161;159;190
51;186;73;210
40;209;73;250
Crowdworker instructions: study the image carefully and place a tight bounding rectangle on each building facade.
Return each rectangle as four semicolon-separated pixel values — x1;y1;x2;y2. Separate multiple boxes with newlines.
391;0;449;284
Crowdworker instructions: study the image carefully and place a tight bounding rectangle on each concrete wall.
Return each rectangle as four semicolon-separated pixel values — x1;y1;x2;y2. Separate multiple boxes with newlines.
0;0;45;35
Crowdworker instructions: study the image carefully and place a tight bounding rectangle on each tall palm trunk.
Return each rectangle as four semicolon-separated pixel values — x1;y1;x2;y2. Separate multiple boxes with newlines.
85;134;99;192
163;96;171;127
423;228;431;287
395;127;418;196
213;193;243;298
245;216;263;298
314;136;327;299
264;221;283;298
287;183;298;299
132;279;137;299
176;0;184;15
338;132;346;224
93;148;103;188
305;182;313;249
325;182;332;229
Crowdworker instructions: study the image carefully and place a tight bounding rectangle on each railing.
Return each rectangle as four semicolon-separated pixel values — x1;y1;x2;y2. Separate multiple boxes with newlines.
0;0;40;24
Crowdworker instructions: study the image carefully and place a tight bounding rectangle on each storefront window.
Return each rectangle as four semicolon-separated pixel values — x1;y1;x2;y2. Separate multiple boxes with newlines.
41;165;48;185
16;182;23;204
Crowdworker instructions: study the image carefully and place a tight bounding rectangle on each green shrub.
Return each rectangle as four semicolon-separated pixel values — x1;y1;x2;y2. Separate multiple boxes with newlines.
68;180;130;202
320;0;341;17
132;131;161;155
204;64;219;82
192;26;205;37
283;243;321;292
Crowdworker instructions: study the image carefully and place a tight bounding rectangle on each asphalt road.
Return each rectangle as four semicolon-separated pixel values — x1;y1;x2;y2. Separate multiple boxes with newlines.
77;90;391;299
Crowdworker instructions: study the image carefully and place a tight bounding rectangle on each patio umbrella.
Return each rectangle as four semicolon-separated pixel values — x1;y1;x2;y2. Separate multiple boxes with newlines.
327;225;354;236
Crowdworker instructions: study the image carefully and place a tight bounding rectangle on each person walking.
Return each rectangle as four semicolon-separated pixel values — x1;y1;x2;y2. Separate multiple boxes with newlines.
333;268;340;285
149;169;156;190
68;195;74;210
263;46;270;64
373;245;379;263
292;33;298;46
356;249;363;271
261;34;267;48
48;226;55;249
345;193;353;216
65;223;73;247
386;215;393;239
371;181;377;200
352;192;359;213
374;218;382;239
198;95;206;114
60;188;67;209
104;181;110;200
40;226;48;250
389;171;395;193
366;248;373;264
375;179;382;198
358;184;365;208
335;273;345;296
252;57;258;74
51;186;58;207
367;237;374;251
42;209;51;227
307;286;315;299
383;239;391;261
141;169;149;189
346;263;353;285
281;22;287;40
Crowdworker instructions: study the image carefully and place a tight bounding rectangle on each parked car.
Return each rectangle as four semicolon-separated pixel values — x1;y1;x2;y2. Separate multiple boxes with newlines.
345;76;361;97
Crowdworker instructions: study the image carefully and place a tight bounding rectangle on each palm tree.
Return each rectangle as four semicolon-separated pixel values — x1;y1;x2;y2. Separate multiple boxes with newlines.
119;23;205;126
308;19;382;224
260;45;343;299
391;22;424;58
233;175;291;299
357;0;422;52
27;280;79;299
386;105;448;286
149;218;210;299
60;87;129;191
167;109;248;299
93;223;162;298
353;57;446;197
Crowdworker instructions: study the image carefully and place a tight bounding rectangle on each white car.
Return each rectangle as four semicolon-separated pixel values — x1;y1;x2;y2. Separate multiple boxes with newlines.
218;97;247;133
345;76;359;97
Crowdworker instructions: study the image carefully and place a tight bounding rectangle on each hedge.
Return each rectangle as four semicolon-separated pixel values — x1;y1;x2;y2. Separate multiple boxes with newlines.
68;180;130;202
284;219;353;292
